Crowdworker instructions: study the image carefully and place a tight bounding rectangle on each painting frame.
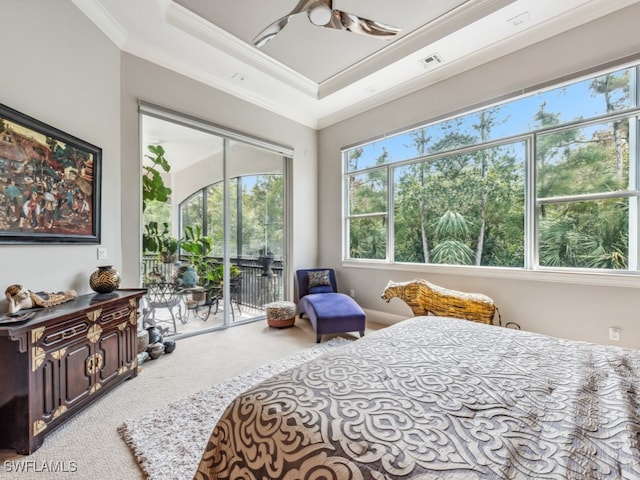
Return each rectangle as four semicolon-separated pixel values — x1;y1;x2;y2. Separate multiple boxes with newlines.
0;102;101;244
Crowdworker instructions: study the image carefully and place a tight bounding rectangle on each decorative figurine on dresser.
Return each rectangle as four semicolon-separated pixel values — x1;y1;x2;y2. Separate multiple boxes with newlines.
0;287;146;454
4;284;78;314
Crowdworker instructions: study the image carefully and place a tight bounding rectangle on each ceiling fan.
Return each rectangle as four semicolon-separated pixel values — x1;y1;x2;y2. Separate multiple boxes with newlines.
253;0;401;48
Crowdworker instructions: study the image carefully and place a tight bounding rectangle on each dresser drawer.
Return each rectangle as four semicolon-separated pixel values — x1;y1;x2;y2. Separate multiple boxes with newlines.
98;302;135;328
38;316;91;351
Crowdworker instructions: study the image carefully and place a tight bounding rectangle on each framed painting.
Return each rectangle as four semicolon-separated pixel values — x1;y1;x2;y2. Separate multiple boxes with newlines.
0;103;101;244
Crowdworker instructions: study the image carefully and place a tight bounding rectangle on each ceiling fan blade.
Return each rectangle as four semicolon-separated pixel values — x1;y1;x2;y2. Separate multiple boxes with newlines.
253;15;291;47
253;0;323;47
326;10;400;38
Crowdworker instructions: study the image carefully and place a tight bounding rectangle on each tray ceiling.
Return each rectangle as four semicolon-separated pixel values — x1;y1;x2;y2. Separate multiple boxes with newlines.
73;0;640;128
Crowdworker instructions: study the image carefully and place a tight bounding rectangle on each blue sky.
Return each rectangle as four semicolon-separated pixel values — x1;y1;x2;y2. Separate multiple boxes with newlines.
346;67;633;171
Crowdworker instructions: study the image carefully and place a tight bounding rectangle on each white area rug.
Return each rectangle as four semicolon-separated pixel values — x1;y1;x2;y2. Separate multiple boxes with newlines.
118;337;352;480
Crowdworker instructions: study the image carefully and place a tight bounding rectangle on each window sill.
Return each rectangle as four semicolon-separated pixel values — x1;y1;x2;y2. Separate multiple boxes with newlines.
342;260;640;289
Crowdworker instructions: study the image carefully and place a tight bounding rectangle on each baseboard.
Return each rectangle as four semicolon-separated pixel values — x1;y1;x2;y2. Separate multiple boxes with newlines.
363;308;407;326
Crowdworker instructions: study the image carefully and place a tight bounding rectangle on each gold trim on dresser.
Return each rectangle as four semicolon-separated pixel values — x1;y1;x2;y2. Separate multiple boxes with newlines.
51;348;67;360
33;420;47;436
31;326;45;343
31;346;45;371
52;406;68;418
87;324;103;343
86;309;102;322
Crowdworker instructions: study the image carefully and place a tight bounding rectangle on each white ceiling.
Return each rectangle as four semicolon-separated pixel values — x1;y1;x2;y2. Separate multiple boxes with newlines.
141;115;223;172
72;0;640;130
173;0;474;86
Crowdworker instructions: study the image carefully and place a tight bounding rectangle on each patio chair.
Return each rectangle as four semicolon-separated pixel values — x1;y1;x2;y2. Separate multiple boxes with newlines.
142;281;184;335
213;274;242;320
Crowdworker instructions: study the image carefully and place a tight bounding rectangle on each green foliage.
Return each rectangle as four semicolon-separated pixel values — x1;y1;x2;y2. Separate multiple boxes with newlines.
180;225;215;286
391;133;525;267
349;217;386;259
143;199;171;229
251;175;284;256
181;175;285;259
431;240;475;265
434;211;469;240
141;145;175;261
143;221;178;258
142;145;172;212
350;70;633;271
538;199;627;269
180;225;241;286
210;264;241;284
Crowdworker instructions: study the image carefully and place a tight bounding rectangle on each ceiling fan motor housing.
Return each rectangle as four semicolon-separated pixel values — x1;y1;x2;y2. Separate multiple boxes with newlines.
308;1;333;26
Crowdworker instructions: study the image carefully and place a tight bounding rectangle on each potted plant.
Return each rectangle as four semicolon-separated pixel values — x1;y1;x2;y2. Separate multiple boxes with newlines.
159;236;179;263
211;263;241;285
142;144;176;262
180;225;215;286
143;221;179;263
181;226;243;304
258;246;275;276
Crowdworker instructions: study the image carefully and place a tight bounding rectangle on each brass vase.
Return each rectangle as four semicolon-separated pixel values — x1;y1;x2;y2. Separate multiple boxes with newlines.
89;265;121;294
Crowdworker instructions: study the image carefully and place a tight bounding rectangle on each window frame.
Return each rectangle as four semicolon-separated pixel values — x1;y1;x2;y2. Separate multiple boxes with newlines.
342;61;640;288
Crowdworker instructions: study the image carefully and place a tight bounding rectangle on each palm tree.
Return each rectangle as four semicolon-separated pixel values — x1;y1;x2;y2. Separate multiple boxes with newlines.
431;211;475;265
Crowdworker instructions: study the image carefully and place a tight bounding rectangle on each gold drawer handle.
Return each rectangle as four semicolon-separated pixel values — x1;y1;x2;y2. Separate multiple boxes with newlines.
62;328;77;339
86;353;104;375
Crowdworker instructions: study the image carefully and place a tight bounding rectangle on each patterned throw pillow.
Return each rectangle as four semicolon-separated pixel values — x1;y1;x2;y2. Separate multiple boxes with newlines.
308;270;331;288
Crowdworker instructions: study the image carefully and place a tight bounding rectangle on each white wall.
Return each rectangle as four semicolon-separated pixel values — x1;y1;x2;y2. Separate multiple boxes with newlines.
0;0;121;301
318;3;640;349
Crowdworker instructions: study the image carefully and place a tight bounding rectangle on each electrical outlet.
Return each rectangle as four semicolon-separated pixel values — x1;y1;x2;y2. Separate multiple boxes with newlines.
609;327;621;341
349;290;355;297
97;247;107;260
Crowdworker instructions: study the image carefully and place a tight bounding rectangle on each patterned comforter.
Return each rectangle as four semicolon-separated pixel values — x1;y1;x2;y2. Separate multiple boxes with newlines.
194;317;640;479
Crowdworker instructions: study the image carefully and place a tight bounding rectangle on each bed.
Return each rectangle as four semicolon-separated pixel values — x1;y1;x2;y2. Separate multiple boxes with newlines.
194;317;640;479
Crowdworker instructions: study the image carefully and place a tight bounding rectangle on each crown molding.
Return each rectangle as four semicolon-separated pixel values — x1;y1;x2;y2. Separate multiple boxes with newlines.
165;1;319;98
121;37;320;129
71;0;128;48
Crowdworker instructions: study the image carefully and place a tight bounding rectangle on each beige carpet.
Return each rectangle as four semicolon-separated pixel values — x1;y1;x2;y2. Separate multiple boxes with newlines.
0;318;381;480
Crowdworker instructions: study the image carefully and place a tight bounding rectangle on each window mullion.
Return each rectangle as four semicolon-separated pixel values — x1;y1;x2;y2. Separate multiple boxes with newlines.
525;135;537;270
629;114;639;271
388;165;394;263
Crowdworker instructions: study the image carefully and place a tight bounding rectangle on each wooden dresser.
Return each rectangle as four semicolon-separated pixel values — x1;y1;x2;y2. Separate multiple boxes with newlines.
0;289;146;454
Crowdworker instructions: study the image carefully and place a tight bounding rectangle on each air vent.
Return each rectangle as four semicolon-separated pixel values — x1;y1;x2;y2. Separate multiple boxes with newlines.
419;53;443;69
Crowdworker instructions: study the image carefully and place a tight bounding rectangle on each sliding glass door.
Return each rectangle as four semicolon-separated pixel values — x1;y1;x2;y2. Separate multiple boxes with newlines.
140;104;290;337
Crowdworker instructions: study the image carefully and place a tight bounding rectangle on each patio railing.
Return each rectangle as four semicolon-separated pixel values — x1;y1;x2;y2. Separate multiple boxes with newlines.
142;255;283;310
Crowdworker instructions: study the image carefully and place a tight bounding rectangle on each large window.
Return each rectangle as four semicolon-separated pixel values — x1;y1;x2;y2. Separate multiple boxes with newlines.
179;174;284;259
344;63;639;273
180;191;203;235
